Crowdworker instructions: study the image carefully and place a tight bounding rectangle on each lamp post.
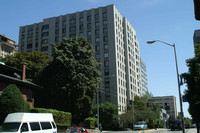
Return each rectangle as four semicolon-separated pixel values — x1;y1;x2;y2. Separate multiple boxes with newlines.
146;40;185;133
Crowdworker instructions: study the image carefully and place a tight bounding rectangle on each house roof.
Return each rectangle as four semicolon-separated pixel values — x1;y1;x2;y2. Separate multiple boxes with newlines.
0;73;43;89
0;64;42;89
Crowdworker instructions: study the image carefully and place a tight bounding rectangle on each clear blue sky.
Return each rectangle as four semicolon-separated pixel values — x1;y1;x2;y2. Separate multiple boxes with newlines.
1;0;200;118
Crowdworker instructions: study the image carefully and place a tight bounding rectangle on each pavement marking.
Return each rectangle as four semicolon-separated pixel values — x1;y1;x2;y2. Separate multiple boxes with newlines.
138;128;166;133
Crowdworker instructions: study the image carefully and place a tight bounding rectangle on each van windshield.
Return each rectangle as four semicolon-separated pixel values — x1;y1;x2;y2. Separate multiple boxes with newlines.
136;122;146;125
0;122;21;132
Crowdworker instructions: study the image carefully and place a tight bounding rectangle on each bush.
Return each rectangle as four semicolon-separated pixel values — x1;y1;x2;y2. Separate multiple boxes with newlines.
84;117;96;129
0;84;30;124
30;108;71;129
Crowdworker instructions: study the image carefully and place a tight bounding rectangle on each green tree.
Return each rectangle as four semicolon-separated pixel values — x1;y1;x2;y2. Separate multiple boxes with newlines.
0;84;30;124
181;54;200;133
36;37;101;124
119;94;160;129
0;51;50;82
97;102;119;130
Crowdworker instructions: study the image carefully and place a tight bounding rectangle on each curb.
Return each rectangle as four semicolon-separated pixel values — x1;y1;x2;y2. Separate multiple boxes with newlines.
138;128;166;133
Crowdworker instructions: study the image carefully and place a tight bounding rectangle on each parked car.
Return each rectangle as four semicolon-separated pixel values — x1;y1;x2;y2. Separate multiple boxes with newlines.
184;124;190;128
191;124;196;128
170;119;182;131
66;127;88;133
134;121;147;130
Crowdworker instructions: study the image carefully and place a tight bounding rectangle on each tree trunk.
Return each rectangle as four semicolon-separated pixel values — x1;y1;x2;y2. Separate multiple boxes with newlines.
196;122;199;133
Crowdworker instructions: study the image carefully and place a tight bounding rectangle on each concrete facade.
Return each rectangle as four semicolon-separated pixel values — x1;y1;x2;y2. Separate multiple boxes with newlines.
0;34;18;58
18;4;147;113
193;29;200;55
140;58;148;95
154;96;178;119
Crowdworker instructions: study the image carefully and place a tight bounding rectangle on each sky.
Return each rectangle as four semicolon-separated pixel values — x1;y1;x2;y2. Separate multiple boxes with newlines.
1;0;200;118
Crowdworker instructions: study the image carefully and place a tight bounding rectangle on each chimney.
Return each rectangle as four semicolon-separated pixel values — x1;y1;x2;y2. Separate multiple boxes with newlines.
22;62;27;80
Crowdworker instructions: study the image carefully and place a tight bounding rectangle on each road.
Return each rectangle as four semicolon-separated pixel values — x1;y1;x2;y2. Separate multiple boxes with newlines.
91;128;197;133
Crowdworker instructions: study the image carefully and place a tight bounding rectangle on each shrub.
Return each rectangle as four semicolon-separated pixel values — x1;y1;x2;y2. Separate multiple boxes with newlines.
0;84;30;124
30;108;71;129
84;117;96;129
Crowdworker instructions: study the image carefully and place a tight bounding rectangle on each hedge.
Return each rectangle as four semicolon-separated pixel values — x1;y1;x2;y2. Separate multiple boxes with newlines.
84;117;96;129
30;108;71;129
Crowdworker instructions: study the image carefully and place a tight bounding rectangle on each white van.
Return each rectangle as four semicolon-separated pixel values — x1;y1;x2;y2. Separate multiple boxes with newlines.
0;113;57;133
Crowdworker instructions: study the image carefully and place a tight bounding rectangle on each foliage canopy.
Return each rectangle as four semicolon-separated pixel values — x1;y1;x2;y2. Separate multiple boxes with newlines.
0;51;50;82
181;52;200;132
0;84;30;124
36;37;101;124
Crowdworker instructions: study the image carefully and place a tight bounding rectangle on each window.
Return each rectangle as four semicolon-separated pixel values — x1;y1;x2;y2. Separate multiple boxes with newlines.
95;22;99;27
41;46;48;52
87;15;91;21
87;31;91;36
104;69;109;75
55;29;59;35
69;34;76;38
103;12;107;18
95;29;99;35
42;39;48;44
27;43;32;49
79;32;84;37
104;60;109;67
21;123;29;132
55;37;59;42
103;36;108;42
87;23;91;29
22;31;25;36
79;24;84;30
104;44;108;50
70;26;76;32
103;28;108;34
95;53;100;59
55;22;59;28
42;32;49;37
51;122;56;129
27;37;32;42
28;30;33;35
62;21;66;26
62;28;66;33
80;17;84;23
40;122;52;130
95;37;100;43
95;45;100;51
88;38;92;44
30;122;41;131
70;19;76;25
104;52;109;58
42;24;49;30
103;20;108;26
95;14;99;20
105;78;110;84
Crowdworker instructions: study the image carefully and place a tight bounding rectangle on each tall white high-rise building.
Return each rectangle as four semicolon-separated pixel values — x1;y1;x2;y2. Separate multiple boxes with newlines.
18;4;148;113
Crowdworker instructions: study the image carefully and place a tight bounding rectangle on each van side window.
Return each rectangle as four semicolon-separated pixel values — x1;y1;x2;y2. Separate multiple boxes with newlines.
40;122;52;130
30;122;41;131
21;123;29;132
51;122;56;129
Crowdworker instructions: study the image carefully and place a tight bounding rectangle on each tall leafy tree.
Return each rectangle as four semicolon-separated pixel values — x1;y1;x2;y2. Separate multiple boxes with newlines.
181;52;200;133
0;51;50;82
98;102;119;130
36;37;101;124
119;94;160;129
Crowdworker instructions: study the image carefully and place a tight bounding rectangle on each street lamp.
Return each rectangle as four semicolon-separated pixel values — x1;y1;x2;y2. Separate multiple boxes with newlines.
147;40;185;133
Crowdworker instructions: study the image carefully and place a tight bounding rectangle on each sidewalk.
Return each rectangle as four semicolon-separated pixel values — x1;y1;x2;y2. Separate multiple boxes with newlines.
89;128;166;133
